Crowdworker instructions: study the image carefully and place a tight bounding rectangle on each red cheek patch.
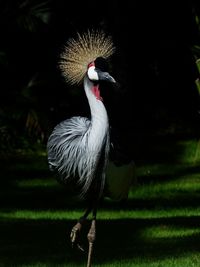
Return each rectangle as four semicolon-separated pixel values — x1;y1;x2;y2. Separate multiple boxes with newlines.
88;62;95;68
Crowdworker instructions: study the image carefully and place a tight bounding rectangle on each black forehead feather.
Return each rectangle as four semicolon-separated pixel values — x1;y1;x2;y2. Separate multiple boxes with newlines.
94;57;109;72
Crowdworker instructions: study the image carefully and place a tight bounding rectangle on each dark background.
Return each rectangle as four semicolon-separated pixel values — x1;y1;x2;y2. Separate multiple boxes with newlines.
1;0;200;160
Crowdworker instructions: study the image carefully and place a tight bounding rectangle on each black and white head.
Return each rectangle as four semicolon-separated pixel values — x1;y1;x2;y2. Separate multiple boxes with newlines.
87;57;116;84
59;29;116;86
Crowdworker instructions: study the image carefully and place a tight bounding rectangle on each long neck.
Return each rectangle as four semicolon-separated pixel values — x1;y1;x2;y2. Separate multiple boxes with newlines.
83;76;109;149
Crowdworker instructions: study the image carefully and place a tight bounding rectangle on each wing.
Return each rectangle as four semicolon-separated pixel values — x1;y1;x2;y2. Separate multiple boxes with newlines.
47;116;109;199
47;116;91;180
105;160;136;201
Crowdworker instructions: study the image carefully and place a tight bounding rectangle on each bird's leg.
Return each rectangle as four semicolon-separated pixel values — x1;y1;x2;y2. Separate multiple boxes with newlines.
87;208;97;267
70;207;92;251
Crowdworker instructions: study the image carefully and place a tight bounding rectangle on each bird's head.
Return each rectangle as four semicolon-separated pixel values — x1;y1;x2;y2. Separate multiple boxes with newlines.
87;57;116;84
59;30;116;86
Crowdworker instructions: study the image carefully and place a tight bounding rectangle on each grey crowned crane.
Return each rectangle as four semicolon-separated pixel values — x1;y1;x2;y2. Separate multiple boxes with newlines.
47;30;135;267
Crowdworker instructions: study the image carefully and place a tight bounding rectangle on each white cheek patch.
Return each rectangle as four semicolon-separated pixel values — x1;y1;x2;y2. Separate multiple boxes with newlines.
87;66;98;81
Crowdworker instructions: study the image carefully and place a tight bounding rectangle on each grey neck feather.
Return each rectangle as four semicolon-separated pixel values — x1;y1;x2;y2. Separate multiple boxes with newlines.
83;76;109;151
83;76;110;198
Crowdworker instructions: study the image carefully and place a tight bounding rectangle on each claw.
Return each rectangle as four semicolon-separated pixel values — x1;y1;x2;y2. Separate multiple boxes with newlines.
70;226;78;245
77;244;85;252
70;222;84;252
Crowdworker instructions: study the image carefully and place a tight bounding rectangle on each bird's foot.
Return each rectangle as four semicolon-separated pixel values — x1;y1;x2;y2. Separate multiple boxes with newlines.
70;221;85;251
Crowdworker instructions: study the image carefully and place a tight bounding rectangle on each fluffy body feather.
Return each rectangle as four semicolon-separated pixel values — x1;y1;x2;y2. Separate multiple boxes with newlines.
47;76;110;199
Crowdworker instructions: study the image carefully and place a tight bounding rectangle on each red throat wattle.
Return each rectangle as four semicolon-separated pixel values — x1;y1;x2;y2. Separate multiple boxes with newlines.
88;61;103;101
92;85;103;101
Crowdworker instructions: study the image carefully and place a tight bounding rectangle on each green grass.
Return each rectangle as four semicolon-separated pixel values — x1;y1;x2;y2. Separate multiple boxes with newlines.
1;138;200;266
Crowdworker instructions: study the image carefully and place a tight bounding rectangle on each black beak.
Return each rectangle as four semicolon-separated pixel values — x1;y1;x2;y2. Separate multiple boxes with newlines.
97;70;116;83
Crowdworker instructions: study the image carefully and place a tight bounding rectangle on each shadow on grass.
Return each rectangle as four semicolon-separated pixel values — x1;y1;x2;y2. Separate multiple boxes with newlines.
1;175;200;211
137;164;200;184
0;216;200;266
0;139;200;266
1;156;200;211
1;186;200;212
